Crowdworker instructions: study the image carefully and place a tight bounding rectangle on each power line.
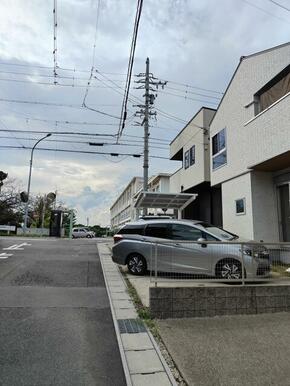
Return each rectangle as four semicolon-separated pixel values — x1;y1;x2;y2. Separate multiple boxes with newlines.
13;115;119;126
0;68;126;83
241;0;290;24
0;97;120;118
118;0;143;140
82;0;101;106
0;61;127;76
158;90;218;105
158;79;224;95
267;0;290;12
0;145;169;159
0;128;170;144
53;0;58;84
0;135;168;150
166;85;221;100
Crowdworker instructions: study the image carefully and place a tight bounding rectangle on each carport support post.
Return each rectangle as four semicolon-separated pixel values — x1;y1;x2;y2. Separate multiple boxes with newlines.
241;243;245;286
69;210;73;239
154;242;158;287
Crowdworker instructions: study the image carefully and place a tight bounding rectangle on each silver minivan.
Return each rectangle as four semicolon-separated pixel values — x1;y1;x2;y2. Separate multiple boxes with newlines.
112;219;270;279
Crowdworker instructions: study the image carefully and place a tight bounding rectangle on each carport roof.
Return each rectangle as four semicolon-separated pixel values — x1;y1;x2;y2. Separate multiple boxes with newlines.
134;191;197;210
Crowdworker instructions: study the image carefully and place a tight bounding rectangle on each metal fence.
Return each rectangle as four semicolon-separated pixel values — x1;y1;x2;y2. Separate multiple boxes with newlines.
149;241;290;285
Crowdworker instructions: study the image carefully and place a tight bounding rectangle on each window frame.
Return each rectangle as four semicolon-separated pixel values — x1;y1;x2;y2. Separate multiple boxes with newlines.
189;145;195;166
255;64;290;115
212;128;227;170
235;198;246;216
184;150;189;169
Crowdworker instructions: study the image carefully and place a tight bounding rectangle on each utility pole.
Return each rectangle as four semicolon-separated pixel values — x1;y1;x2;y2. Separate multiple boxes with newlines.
143;57;150;197
135;58;167;215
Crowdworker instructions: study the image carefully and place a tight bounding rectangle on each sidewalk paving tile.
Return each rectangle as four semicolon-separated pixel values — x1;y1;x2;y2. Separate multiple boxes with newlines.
113;299;134;308
111;292;131;301
125;350;164;374
115;308;138;319
122;333;154;351
131;373;172;386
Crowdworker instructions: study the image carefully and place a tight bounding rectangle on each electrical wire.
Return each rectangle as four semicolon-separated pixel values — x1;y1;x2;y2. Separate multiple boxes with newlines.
158;79;224;95
0;128;170;145
166;85;221;100
82;0;101;106
158;90;218;105
0;97;120;118
53;0;58;84
0;145;169;159
267;0;290;12
0;135;168;150
0;61;127;76
117;0;143;141
241;0;290;24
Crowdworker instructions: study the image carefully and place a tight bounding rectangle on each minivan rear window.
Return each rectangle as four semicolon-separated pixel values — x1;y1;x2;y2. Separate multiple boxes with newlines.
118;225;144;235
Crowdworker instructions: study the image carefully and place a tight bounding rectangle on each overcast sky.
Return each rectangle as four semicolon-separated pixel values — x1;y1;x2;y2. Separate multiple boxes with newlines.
0;0;289;226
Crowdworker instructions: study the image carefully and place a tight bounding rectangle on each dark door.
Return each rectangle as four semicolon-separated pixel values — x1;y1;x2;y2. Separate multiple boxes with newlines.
279;184;290;241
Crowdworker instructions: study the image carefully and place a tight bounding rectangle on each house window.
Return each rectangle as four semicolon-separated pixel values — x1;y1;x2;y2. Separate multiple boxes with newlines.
189;145;195;166
184;146;195;169
212;128;227;170
255;64;290;114
235;198;246;215
184;150;189;169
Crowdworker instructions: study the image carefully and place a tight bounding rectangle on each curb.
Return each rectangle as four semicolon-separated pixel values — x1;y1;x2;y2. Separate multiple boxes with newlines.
97;242;177;386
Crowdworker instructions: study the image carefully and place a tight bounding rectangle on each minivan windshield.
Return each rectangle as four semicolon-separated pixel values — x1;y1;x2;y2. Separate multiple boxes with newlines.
196;222;238;240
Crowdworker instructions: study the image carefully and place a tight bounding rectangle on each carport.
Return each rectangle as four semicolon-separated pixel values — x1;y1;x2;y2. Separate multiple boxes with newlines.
134;191;197;220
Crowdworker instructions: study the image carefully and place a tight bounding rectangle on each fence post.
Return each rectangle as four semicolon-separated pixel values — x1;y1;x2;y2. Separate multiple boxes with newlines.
241;243;245;286
154;242;157;287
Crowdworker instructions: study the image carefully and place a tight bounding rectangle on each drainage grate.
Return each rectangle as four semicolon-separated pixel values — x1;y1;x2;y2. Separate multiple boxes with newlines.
118;319;147;334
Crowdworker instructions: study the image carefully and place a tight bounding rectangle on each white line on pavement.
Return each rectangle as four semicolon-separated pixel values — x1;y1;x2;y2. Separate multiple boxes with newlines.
0;253;13;259
3;242;31;250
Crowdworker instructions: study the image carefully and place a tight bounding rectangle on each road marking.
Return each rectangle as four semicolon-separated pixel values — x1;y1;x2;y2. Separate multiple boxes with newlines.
0;253;13;259
3;242;31;250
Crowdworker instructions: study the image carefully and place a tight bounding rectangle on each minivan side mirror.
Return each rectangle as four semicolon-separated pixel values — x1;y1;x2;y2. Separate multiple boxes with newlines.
197;237;207;248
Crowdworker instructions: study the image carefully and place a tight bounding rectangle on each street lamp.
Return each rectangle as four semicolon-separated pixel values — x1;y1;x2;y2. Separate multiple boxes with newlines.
23;133;52;231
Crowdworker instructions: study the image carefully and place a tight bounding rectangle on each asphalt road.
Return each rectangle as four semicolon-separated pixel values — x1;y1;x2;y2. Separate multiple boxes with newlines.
0;237;126;386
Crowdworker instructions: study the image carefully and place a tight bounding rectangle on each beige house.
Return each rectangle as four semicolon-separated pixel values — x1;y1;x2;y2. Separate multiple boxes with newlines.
210;42;290;242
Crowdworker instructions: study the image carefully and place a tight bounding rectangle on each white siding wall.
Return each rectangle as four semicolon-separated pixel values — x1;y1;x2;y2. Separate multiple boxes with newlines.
221;172;254;239
169;168;182;193
251;172;280;242
210;44;290;187
169;108;215;192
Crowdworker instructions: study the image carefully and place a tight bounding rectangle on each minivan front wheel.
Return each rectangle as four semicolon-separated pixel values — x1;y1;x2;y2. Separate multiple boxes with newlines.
127;253;147;275
216;259;243;280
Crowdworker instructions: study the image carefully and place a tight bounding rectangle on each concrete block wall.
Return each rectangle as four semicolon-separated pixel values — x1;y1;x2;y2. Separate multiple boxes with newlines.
150;285;290;319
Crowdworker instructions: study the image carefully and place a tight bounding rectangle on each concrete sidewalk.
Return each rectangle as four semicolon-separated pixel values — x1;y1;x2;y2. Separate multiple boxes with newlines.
97;243;176;386
158;313;290;386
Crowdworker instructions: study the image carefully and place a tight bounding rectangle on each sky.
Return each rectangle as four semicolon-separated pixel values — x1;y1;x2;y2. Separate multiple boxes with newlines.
0;0;289;226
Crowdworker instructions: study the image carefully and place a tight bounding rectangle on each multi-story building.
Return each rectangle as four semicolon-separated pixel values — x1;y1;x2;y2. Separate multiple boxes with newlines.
169;107;220;224
170;42;290;242
110;177;143;229
210;42;290;242
110;174;172;228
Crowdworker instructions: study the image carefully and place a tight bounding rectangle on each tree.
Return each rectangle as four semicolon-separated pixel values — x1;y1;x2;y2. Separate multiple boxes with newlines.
0;178;24;225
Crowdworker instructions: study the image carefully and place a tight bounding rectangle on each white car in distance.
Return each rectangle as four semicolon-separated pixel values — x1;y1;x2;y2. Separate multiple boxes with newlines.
72;227;95;238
